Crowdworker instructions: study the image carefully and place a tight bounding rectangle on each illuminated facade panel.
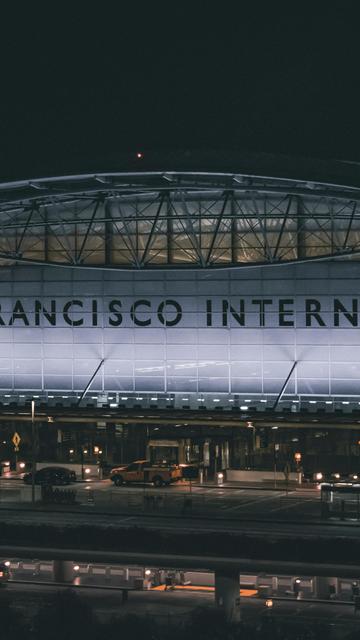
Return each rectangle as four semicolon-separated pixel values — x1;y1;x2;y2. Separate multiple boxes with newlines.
0;262;359;397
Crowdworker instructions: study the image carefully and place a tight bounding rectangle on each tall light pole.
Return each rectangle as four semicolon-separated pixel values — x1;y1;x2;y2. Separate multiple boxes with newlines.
31;400;36;504
247;422;256;468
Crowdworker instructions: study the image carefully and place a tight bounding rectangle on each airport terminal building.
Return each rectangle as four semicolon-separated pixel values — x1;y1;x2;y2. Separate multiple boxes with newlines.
1;152;360;475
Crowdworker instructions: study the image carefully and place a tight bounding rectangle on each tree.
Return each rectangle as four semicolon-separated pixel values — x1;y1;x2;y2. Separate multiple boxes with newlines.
31;589;98;640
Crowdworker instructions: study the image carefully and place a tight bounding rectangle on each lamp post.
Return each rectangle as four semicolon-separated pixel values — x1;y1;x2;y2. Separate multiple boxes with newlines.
80;447;84;480
274;443;280;488
31;400;36;504
247;421;256;469
294;451;302;485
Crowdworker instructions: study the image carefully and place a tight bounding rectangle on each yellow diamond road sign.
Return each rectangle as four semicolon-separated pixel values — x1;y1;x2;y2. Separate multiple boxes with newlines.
12;432;21;448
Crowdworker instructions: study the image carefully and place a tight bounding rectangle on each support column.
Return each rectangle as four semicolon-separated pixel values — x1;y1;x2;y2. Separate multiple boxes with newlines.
105;423;116;464
313;576;338;599
53;560;74;583
215;570;241;623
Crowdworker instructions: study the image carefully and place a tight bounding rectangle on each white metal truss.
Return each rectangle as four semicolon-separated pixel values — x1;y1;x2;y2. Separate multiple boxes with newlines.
0;171;360;269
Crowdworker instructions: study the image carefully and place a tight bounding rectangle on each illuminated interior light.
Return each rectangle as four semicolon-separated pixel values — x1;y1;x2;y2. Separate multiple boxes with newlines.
240;405;248;410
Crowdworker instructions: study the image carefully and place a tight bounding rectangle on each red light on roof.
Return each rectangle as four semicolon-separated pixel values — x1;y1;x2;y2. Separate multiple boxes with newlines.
136;152;143;159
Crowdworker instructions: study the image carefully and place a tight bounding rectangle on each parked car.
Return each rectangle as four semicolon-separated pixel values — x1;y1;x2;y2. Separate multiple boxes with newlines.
110;460;182;487
0;562;11;585
23;466;76;486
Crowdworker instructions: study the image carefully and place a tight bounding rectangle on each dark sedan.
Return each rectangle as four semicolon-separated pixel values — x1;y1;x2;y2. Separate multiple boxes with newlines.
23;466;76;486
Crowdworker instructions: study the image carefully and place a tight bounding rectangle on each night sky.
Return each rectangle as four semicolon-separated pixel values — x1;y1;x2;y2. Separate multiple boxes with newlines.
0;3;359;178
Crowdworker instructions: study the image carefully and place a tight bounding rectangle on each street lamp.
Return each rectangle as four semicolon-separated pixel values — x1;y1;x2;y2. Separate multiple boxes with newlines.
293;577;301;598
31;400;36;504
247;421;256;468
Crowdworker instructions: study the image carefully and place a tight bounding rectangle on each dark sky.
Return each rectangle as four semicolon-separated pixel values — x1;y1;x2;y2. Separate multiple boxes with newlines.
0;3;359;177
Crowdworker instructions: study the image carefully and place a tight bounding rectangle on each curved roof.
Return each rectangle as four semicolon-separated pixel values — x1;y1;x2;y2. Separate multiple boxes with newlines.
1;155;360;270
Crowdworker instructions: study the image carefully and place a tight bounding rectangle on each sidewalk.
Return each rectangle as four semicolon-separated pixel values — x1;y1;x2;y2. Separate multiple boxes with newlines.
194;480;316;491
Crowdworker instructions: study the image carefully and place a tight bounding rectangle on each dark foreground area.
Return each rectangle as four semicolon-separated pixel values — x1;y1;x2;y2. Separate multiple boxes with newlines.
1;588;359;640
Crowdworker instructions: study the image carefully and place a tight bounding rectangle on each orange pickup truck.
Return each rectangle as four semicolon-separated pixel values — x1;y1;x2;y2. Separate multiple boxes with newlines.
109;459;182;488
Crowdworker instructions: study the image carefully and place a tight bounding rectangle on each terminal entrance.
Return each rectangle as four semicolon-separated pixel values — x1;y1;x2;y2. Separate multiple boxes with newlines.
1;415;360;484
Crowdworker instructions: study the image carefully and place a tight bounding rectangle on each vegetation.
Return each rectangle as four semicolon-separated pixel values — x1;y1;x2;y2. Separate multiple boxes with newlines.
0;590;356;640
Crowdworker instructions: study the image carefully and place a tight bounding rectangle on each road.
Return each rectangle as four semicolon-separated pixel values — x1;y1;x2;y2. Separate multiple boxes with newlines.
0;500;357;540
0;477;324;521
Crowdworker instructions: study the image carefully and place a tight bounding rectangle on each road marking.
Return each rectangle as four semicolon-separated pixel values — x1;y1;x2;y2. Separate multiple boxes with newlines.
224;493;287;511
269;499;318;512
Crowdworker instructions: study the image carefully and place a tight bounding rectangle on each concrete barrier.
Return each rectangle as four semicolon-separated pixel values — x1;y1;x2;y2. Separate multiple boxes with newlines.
226;469;298;483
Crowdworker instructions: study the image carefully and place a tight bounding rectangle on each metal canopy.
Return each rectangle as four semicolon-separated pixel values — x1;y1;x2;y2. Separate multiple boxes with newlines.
1;170;360;269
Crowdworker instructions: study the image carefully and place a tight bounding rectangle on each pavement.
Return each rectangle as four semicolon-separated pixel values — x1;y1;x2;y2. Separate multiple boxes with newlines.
1;475;357;528
0;476;324;522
